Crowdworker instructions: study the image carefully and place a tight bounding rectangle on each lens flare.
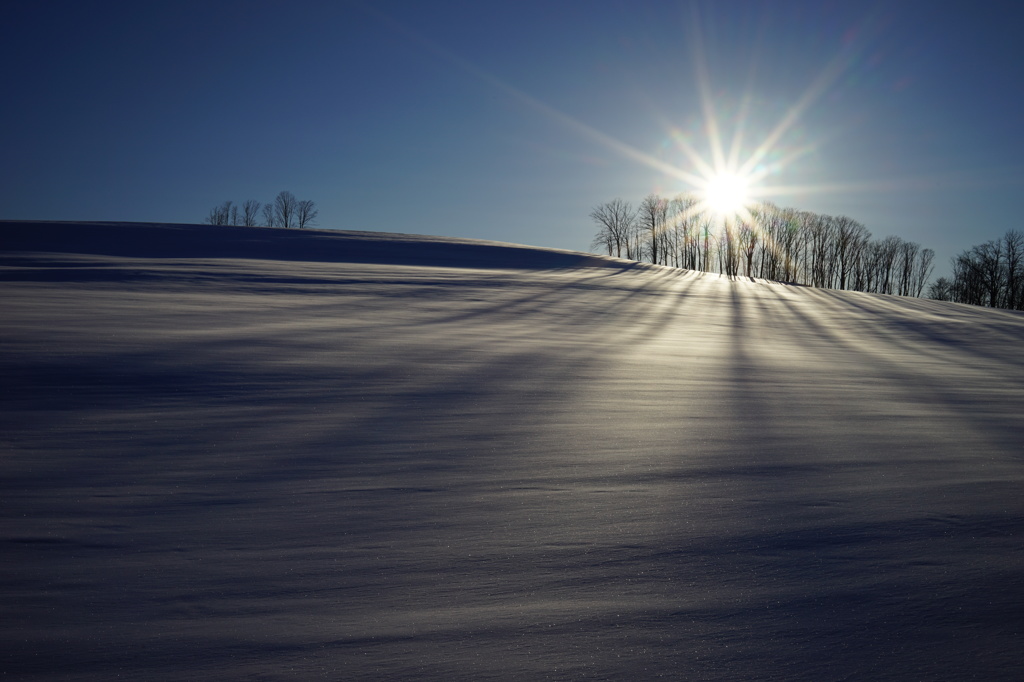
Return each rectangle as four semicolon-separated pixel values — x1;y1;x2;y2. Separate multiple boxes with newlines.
703;172;750;218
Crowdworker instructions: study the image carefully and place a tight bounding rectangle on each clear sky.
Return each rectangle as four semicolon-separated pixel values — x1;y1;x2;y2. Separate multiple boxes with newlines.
3;1;1023;276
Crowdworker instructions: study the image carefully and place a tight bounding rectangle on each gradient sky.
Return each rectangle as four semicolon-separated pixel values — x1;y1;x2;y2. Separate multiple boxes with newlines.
3;1;1023;277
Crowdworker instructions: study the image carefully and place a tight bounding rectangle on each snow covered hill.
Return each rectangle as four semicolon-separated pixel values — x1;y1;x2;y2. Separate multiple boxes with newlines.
3;221;1023;680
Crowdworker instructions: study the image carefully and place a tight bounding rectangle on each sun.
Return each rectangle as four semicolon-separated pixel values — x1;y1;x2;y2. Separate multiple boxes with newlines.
702;171;751;219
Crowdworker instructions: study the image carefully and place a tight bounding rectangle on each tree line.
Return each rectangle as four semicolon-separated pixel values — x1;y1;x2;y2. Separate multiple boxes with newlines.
205;191;318;229
928;230;1024;310
590;194;934;296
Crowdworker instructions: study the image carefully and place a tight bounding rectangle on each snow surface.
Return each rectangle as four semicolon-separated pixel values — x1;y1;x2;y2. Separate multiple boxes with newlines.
2;221;1024;680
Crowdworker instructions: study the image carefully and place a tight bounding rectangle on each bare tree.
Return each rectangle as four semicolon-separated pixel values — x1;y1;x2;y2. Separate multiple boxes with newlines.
1002;230;1024;309
585;194;936;296
590;229;614;256
296;200;319;229
946;236;1018;308
669;194;701;270
262;202;277;227
752;202;782;281
976;240;1004;308
241;200;262;227
205;200;234;226
776;208;804;283
928;277;953;301
912;248;935;297
737;217;759;278
207;193;318;230
833;216;870;290
874;236;903;295
274;191;299;228
897;240;921;296
638;194;668;265
589;199;636;259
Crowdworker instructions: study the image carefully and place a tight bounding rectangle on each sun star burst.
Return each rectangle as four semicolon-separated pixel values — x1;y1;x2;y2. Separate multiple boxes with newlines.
703;171;751;219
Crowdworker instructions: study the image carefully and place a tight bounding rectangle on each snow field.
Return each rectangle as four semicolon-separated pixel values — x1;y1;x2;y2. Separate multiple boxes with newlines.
2;222;1023;680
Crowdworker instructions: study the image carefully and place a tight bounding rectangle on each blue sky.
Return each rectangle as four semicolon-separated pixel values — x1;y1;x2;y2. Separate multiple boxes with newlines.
3;1;1023;276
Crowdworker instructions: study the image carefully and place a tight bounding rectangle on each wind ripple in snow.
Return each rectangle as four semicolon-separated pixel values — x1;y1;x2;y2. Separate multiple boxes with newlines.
2;221;1024;680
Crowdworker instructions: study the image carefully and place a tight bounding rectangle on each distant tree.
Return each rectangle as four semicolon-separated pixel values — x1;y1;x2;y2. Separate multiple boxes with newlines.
776;208;803;283
296;199;319;229
753;202;783;281
804;212;835;287
928;277;953;301
833;216;870;290
974;240;1004;308
590;222;615;257
585;194;935;297
638;194;669;265
912;248;935;297
241;200;262;227
951;251;984;306
1002;230;1024;309
207;193;317;229
205;206;222;226
274;191;299;228
205;200;234;226
738;217;758;278
589;198;636;259
876;236;903;295
896;240;921;296
669;194;701;270
262;202;278;227
946;236;1017;308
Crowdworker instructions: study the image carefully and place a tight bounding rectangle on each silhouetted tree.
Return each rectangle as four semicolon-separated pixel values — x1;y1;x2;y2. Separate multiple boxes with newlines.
241;200;262;227
833;216;870;291
262;202;277;227
274;191;298;228
912;248;935;297
976;240;1004;308
207;194;316;229
589;199;636;257
753;202;783;281
805;212;835;287
737;217;758;277
588;194;936;297
638;194;669;265
297;199;319;229
205;200;234;226
668;194;699;269
939;232;1024;309
928;277;953;301
896;240;920;296
718;217;739;277
1002;230;1024;309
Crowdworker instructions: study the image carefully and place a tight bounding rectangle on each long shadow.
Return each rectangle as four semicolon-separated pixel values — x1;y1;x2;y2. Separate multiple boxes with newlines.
800;286;1024;368
5;251;683;674
694;278;1024;679
761;283;1024;453
6;250;1024;679
0;220;621;271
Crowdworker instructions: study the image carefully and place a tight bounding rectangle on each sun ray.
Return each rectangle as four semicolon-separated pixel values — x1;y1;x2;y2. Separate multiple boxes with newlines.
736;14;876;179
726;90;755;173
363;0;933;238
356;2;711;188
669;129;718;180
688;3;728;174
727;6;770;174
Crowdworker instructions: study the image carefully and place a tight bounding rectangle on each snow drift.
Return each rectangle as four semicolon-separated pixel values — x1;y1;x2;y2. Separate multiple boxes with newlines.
2;221;1023;680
